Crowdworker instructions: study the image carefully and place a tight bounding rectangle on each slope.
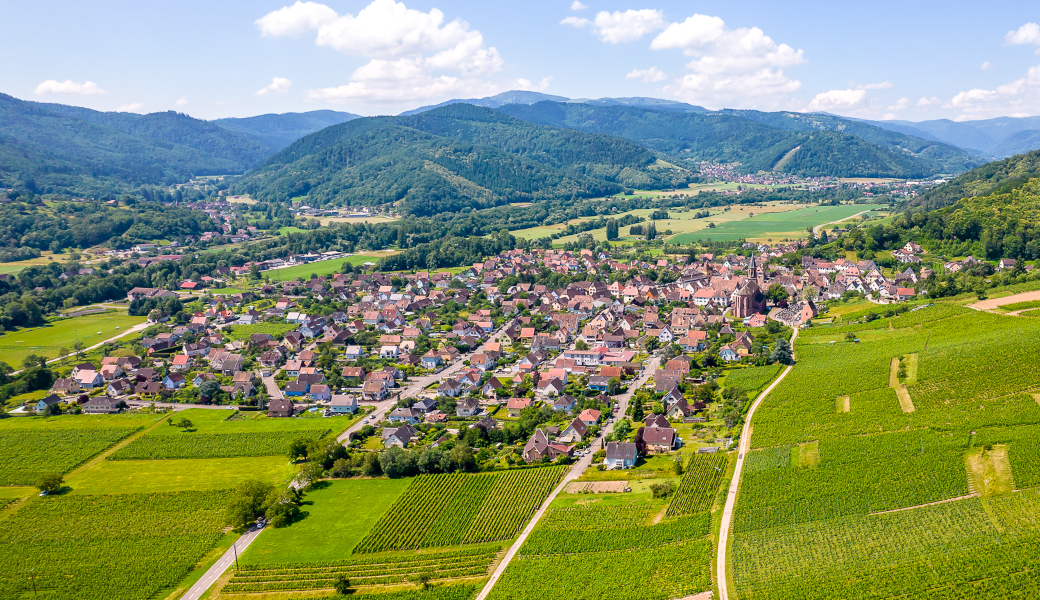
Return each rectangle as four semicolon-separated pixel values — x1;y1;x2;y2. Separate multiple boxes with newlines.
909;149;1040;211
498;102;962;179
867;116;1040;158
212;110;360;152
233;104;693;216
400;90;568;116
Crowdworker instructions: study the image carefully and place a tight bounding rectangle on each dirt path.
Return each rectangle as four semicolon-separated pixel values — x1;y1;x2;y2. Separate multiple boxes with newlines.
969;290;1040;312
889;358;916;413
812;209;874;239
869;493;978;515
715;329;798;600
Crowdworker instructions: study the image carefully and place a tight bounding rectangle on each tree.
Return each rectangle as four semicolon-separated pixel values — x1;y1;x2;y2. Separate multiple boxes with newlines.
286;437;310;462
450;442;476;472
844;332;856;342
35;473;63;494
673;454;684;476
770;337;792;365
606;219;619;241
645;336;660;353
766;283;789;304
334;574;351;595
225;479;275;529
177;417;193;431
632;397;645;422
607;377;622;396
575;339;590;351
416;573;431;590
198;379;221;401
645;221;658;241
263;488;302;528
363;452;383;476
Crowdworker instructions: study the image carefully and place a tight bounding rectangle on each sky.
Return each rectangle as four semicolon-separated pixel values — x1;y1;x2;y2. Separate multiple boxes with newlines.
2;0;1040;122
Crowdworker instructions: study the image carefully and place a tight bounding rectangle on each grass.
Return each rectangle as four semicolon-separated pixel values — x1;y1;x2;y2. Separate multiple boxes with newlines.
223;322;298;341
0;252;63;275
264;251;397;281
241;478;411;564
134;408;332;435
206;287;250;295
964;445;1013;497
0;310;145;365
64;456;296;494
670;204;883;243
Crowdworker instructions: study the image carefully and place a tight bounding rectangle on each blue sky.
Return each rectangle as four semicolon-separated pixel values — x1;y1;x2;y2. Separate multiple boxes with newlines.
2;0;1039;121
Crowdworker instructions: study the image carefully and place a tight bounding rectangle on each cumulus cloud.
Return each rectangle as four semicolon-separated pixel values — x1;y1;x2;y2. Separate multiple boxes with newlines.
917;96;942;107
175;97;188;106
34;79;106;95
887;97;910;110
516;77;553;91
806;89;867;112
117;103;144;113
563;9;665;44
626;67;667;82
1005;23;1040;53
258;0;507;105
570;1;587;9
853;81;894;90
981;61;994;70
945;64;1040;120
255;77;292;96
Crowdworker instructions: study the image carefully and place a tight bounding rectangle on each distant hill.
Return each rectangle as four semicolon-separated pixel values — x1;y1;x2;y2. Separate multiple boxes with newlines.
212;110;360;152
233;103;694;217
0;93;266;196
866;116;1040;159
497;102;974;178
909;149;1040;211
400;91;568;116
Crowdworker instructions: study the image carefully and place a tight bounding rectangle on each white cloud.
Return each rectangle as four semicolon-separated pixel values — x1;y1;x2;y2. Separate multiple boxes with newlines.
255;1;337;37
946;63;1040;120
255;77;293;96
917;96;941;107
881;113;897;120
647;14;804;107
259;0;508;105
981;61;994;70
516;77;553;91
563;9;665;43
117;103;144;113
853;81;893;90
34;79;106;95
570;1;587;10
175;97;188;106
887;97;910;110
1005;22;1040;53
807;89;867;112
626;67;667;82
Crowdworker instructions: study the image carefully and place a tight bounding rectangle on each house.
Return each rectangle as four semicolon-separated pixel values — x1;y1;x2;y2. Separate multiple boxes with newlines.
667;399;694;420
135;382;164;397
283;381;308;397
588;375;611;392
480;377;503;397
106;379;132;397
170;354;192;371
456;398;480;417
162;373;186;390
604;441;637;469
522;429;574;463
309;384;332;402
506;397;531;417
421;351;443;370
75;369;103;389
538;378;565;398
578;409;601;427
344;346;365;361
267;398;295;418
388;407;420;425
34;395;62;412
643;426;679;453
193;373;216;388
341;366;367;383
382;423;418;448
557;417;588;443
51;378;80;395
83;396;122;414
435;379;464;398
412;398;438;413
552;394;577;413
719;345;739;362
329;395;358;414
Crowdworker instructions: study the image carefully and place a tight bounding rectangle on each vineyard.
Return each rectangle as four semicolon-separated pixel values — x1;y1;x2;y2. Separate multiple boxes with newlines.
223;546;500;593
728;301;1040;597
0;426;140;485
355;467;565;553
111;408;332;459
0;490;228;600
667;452;729;517
723;363;783;396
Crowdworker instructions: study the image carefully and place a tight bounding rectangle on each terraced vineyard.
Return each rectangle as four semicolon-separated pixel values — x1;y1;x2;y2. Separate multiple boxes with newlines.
224;546;501;593
0;490;227;599
355;467;566;553
667;452;728;517
730;303;1040;598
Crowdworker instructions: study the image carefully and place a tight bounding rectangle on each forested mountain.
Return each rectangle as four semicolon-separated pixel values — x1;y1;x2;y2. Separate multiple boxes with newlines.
894;153;1040;259
212;110;360;152
233;104;694;216
401;91;568;116
909;150;1040;211
0;94;267;196
866;116;1040;158
498;102;970;178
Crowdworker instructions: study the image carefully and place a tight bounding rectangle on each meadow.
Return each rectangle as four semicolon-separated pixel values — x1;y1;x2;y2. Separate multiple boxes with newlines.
223;322;298;341
263;251;397;281
669;204;882;244
729;303;1040;598
0;311;145;366
65;455;296;494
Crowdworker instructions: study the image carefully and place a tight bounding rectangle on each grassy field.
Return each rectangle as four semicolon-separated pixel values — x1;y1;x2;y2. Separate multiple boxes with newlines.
264;251;397;281
0;252;64;275
64;456;296;494
670;204;883;244
319;215;401;226
0;311;145;365
223;322;298;341
242;478;411;564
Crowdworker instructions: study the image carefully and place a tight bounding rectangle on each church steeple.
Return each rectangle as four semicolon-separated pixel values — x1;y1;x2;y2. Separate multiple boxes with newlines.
749;251;759;280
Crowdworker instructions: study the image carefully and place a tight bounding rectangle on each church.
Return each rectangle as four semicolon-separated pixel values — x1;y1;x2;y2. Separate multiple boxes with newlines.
731;254;768;319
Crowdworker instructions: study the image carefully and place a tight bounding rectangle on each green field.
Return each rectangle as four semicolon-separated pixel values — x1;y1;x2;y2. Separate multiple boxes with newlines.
242;478;411;564
670;204;882;244
264;251;397;281
223;322;298;341
65;456;295;494
730;303;1040;599
0;311;145;366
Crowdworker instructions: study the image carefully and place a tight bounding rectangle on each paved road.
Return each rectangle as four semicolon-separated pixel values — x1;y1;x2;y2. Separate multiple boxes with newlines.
715;329;798;600
475;352;661;600
180;526;265;600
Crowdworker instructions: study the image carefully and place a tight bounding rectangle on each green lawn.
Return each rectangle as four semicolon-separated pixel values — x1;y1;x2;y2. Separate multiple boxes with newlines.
142;408;332;435
264;252;396;281
670;204;882;243
223;322;298;341
206;287;250;295
279;226;306;235
64;456;296;494
0;311;145;365
241;478;411;564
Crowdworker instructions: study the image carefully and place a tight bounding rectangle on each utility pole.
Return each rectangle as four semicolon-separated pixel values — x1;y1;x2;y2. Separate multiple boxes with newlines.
233;540;241;572
29;568;38;599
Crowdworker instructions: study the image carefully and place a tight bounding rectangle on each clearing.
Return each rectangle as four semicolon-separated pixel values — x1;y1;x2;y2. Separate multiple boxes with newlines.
970;290;1040;311
0;311;146;366
964;445;1014;496
836;395;850;413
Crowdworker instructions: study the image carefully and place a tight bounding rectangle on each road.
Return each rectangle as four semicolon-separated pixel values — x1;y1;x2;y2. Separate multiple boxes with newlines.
179;526;265;600
474;352;661;600
812;209;875;239
11;320;152;376
714;329;798;600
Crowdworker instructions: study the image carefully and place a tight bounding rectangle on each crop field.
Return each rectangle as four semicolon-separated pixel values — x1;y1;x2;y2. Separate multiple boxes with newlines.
243;478;411;565
729;302;1040;598
355;467;566;553
65;455;296;494
111;408;332;459
0;490;228;600
0;419;148;485
224;546;500;593
0;311;145;366
670;203;882;244
723;363;783;396
667;452;729;516
488;485;714;600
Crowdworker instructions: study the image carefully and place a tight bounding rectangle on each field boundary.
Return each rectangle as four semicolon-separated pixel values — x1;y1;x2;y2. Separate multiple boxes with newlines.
869;493;978;515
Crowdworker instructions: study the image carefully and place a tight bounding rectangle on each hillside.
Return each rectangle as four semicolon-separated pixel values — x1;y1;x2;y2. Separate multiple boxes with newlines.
233;104;693;216
400;90;568;116
909;149;1040;211
0;93;264;196
498;102;967;178
212;110;360;152
867;116;1040;158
